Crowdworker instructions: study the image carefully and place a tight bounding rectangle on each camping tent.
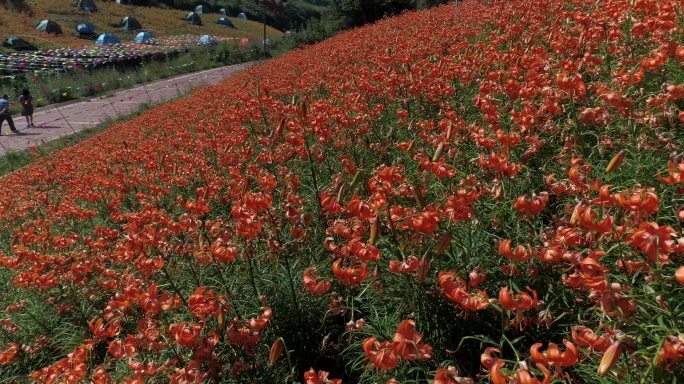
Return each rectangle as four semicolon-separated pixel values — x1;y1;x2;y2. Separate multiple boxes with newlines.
237;13;247;20
185;12;202;25
262;39;271;45
3;37;37;51
197;35;217;46
133;31;155;44
219;8;227;16
238;38;249;47
95;33;120;45
121;17;142;30
195;5;209;13
36;20;63;35
217;18;235;28
75;23;96;35
76;0;97;11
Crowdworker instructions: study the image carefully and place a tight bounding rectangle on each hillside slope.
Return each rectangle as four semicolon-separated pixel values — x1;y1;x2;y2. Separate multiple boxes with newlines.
0;0;683;383
156;0;330;30
0;0;283;50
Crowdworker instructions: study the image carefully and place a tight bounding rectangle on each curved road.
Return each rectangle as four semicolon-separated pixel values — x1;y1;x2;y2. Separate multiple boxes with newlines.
0;63;252;156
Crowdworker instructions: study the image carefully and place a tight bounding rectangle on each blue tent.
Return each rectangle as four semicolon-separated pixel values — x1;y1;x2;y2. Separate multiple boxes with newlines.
217;18;235;28
95;33;120;45
237;13;248;20
262;39;271;45
133;31;155;44
197;35;217;46
75;23;95;35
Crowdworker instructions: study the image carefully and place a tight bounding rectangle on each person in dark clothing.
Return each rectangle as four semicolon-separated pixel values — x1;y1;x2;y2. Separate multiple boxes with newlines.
0;94;18;134
19;89;35;128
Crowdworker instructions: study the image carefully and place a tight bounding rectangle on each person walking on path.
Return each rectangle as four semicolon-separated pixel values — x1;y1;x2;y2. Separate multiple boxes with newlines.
19;89;35;129
0;95;18;135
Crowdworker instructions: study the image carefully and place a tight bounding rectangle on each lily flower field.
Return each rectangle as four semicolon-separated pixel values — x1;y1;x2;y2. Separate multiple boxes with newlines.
0;0;683;382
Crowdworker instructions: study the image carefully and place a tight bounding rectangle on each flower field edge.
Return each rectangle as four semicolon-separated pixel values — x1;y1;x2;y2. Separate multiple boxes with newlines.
0;0;683;383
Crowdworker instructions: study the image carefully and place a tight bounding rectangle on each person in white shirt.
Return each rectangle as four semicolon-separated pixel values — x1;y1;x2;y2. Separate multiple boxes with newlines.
0;95;18;134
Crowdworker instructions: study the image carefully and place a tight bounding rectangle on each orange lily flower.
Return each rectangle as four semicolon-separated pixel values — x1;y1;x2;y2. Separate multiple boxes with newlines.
363;337;398;370
248;306;272;330
0;343;18;365
589;184;614;207
676;266;684;287
488;359;510;384
332;258;369;285
499;286;538;328
439;272;490;311
433;367;474;384
392;320;432;360
613;187;659;214
499;286;538;312
389;256;420;274
468;266;487;287
537;247;562;263
513;193;549;217
496;240;533;262
303;267;332;296
657;336;684;366
304;368;341;384
513;364;551;384
480;347;501;370
349;239;382;261
658;161;684;185
625;222;677;263
571;326;611;352
168;322;203;347
92;365;113;384
188;286;224;319
88;317;121;340
530;340;578;374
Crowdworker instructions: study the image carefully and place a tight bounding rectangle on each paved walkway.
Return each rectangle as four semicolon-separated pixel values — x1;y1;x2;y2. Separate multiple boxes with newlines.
0;63;252;156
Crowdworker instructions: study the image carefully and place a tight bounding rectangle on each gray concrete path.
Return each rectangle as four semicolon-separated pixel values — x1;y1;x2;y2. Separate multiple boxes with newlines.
0;63;252;155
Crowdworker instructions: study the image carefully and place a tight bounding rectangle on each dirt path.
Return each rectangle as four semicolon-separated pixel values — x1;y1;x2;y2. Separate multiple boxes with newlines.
0;63;252;156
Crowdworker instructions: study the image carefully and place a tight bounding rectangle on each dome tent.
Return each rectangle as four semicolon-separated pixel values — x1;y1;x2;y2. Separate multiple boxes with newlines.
195;4;209;13
185;12;202;26
219;8;227;16
121;16;142;31
3;37;37;51
196;35;217;46
95;33;120;45
76;0;97;11
237;13;247;20
75;23;96;35
133;31;155;44
36;20;63;35
217;18;235;28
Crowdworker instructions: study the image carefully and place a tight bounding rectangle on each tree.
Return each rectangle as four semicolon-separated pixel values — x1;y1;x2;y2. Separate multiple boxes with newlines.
328;0;449;30
329;0;414;29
